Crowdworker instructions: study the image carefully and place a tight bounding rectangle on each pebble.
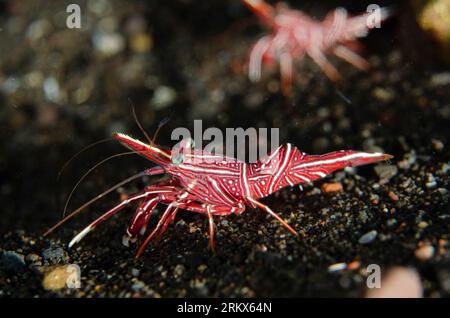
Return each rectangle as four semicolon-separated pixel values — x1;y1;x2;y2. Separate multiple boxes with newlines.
358;230;378;244
197;264;207;273
370;193;380;205
173;264;185;279
1;76;20;94
190;278;207;291
425;173;437;188
400;178;412;189
430;72;450;86
189;224;199;234
415;244;435;261
328;262;347;272
131;279;146;292
42;247;68;264
365;267;423;298
418;221;429;229
42;265;80;291
372;87;395;102
386;218;398;227
321;182;343;193
43;77;60;103
25;253;42;267
440;163;449;174
399;150;418;169
359;211;369;223
130;33;152;53
176;219;187;228
151;85;177;109
131;268;140;277
388;191;399;201
347;261;360;270
25;71;44;88
93;31;125;56
88;0;112;15
374;165;398;183
308;188;322;196
0;251;26;272
74;84;93;104
431;139;444;152
26;19;51;42
25;253;41;262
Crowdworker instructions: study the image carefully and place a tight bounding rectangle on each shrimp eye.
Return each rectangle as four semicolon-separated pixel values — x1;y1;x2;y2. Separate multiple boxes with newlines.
171;152;184;165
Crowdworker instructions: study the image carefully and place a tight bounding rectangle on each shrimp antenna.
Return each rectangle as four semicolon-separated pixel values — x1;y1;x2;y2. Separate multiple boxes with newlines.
152;117;170;145
60;151;139;219
129;98;153;145
46;150;160;236
57;138;115;181
44;163;152;237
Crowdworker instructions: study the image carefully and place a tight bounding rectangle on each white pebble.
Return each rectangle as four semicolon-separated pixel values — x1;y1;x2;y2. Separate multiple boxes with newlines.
359;230;378;244
328;262;347;272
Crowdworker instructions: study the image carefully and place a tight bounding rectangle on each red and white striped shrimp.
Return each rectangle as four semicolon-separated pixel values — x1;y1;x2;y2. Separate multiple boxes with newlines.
242;0;392;94
45;132;392;257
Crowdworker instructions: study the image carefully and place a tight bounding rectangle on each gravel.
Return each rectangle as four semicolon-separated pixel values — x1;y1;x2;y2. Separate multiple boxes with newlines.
0;251;26;272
